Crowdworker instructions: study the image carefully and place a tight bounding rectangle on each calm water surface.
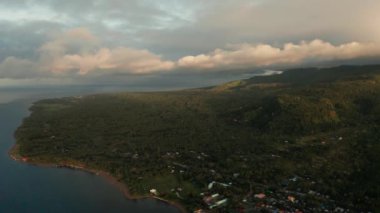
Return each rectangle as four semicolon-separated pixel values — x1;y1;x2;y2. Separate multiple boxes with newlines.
0;88;180;213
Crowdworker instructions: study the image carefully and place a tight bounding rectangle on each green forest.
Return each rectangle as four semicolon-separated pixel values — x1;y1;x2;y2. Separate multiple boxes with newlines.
15;65;380;212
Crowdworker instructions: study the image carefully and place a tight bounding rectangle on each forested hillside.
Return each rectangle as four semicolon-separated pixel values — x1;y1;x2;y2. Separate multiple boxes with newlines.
15;65;380;212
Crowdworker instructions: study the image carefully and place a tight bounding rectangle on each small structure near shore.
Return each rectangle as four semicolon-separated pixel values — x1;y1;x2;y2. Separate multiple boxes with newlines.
150;189;159;196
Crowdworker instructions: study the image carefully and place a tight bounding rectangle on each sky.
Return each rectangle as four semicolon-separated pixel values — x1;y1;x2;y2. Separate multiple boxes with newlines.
1;0;380;88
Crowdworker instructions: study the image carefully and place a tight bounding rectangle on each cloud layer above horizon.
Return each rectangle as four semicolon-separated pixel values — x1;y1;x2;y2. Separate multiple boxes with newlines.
1;0;380;86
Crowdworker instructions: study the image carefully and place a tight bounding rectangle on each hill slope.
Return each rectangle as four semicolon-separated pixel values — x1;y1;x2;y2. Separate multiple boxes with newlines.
14;65;380;212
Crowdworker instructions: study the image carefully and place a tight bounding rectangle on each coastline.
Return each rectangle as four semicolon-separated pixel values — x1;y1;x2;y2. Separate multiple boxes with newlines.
8;144;188;213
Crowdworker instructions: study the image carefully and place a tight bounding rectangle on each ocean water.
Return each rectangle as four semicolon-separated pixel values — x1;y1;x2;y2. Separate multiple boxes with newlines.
0;88;180;213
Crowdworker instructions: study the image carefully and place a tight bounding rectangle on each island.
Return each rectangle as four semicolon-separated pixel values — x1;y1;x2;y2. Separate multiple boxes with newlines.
11;65;380;212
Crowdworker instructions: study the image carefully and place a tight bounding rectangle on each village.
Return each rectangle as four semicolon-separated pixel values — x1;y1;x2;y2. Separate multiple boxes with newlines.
130;137;352;213
30;114;358;213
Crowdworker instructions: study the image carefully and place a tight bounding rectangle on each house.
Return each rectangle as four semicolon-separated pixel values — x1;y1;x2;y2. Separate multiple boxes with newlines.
150;189;159;196
203;193;220;205
288;195;296;203
208;181;231;190
173;162;188;169
208;181;215;190
176;192;184;199
203;194;228;209
233;173;240;178
210;198;228;209
254;193;266;199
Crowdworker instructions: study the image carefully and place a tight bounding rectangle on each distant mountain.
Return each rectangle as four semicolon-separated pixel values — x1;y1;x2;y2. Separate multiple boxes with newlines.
212;64;380;91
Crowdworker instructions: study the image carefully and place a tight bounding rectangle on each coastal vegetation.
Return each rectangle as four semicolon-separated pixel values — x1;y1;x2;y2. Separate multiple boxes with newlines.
14;65;380;212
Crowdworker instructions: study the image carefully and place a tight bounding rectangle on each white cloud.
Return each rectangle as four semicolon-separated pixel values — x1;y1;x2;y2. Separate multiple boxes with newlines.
178;40;380;70
38;28;175;75
0;28;175;78
49;47;175;75
1;28;380;82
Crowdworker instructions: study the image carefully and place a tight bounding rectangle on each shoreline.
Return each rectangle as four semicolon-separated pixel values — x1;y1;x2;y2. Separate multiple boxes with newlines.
8;145;188;213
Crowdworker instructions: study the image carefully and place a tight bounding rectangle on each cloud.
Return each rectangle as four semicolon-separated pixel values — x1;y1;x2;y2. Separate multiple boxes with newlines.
1;0;380;89
178;40;380;70
2;0;380;60
138;0;380;57
40;36;380;74
40;28;174;75
1;27;380;83
0;28;175;78
48;47;175;75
